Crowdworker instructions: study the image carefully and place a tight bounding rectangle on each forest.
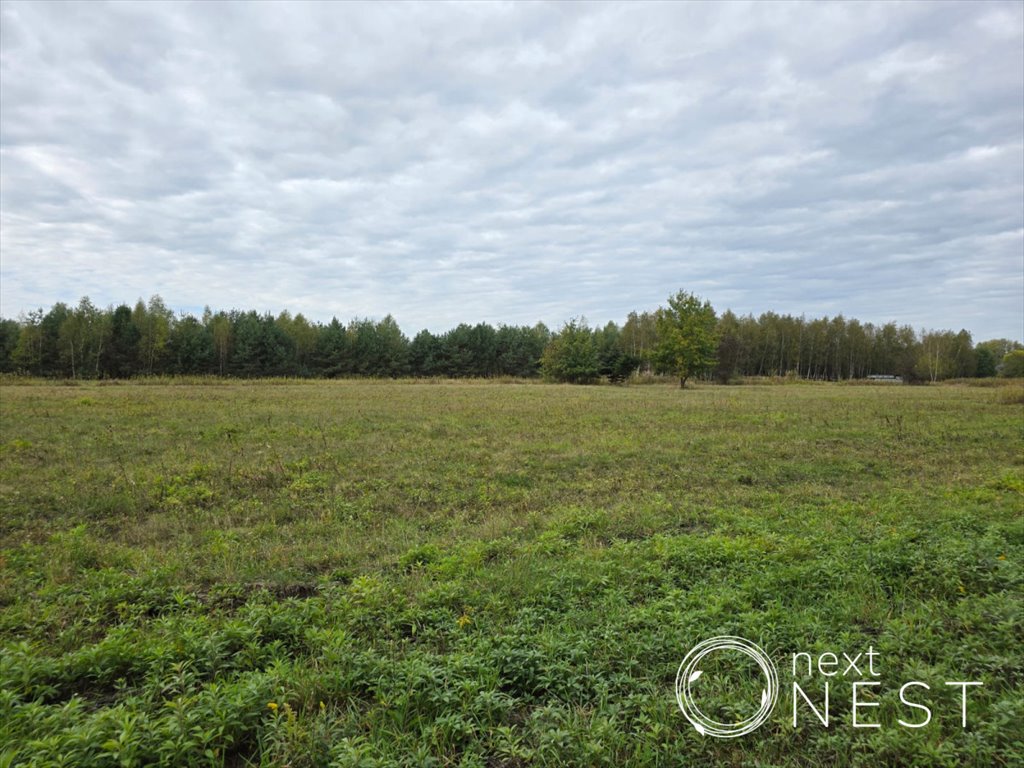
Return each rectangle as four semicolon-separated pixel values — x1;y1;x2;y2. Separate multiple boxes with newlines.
0;295;1021;383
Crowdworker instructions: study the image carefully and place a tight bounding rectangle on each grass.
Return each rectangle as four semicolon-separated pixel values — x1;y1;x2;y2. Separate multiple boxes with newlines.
0;379;1021;767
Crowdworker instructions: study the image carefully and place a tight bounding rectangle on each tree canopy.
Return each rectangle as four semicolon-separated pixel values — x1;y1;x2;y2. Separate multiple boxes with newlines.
652;291;718;388
1;292;1017;384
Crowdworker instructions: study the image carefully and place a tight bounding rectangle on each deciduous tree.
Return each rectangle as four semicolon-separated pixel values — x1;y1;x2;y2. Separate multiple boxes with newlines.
652;291;717;388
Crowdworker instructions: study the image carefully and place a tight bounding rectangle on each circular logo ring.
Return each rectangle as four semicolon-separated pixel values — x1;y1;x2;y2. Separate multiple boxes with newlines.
675;635;779;738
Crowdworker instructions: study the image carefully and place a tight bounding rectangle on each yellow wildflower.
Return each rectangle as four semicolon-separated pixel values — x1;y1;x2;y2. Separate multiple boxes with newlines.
267;702;278;712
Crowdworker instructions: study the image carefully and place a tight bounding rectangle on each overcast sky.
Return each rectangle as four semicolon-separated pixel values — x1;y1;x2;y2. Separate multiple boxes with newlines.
1;1;1022;340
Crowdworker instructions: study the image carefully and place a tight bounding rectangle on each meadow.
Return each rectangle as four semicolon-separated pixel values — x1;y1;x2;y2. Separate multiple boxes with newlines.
1;378;1021;767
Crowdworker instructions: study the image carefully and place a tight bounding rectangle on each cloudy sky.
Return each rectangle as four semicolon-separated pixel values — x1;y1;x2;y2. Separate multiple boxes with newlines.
1;1;1022;340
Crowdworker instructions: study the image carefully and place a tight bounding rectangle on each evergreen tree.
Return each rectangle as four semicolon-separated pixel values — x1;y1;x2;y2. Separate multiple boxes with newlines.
103;305;141;378
169;315;213;374
541;319;599;384
312;318;350;377
409;329;441;377
0;319;19;373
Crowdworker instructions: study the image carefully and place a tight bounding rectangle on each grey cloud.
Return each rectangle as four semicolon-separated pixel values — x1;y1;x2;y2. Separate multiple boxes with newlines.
1;0;1021;340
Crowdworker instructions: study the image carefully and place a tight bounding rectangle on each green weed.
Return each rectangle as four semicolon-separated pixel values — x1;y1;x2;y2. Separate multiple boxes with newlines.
0;380;1020;766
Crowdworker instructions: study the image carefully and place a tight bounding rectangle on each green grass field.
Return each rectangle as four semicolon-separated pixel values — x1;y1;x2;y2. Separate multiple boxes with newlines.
1;379;1021;767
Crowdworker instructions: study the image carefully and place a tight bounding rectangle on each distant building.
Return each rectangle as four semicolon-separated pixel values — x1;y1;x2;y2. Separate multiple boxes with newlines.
866;374;903;383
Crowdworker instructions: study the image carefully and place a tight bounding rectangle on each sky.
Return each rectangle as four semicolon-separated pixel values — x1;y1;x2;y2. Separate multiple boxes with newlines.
1;1;1022;341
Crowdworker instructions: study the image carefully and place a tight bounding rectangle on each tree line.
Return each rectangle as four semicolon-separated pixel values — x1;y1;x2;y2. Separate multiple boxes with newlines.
0;294;1021;382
